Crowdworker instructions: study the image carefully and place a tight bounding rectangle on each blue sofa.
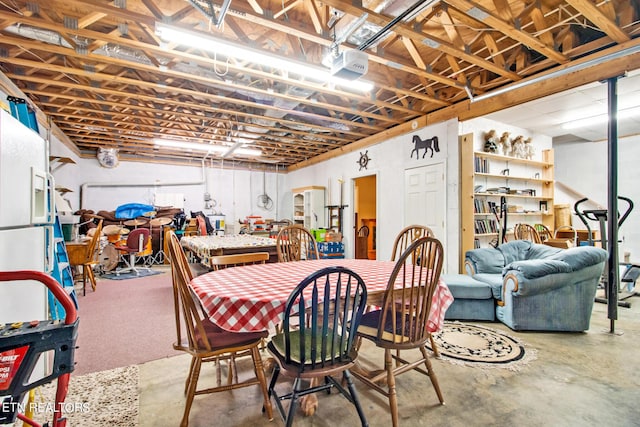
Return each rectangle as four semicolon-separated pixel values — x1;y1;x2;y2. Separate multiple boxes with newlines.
464;240;607;331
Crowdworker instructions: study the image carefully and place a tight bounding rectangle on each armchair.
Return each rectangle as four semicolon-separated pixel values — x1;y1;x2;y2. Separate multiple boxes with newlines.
465;240;607;331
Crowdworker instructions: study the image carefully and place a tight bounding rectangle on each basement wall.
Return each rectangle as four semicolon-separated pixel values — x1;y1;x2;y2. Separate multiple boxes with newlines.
554;134;640;264
283;119;460;272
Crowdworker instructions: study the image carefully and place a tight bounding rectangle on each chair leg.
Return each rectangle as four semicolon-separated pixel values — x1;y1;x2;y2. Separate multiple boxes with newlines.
419;346;444;404
251;346;273;421
184;357;197;395
385;349;399;427
286;377;302;427
181;356;202;427
428;333;440;358
343;370;368;427
215;357;222;387
230;354;238;385
267;365;285;421
86;265;97;292
267;364;280;399
81;266;88;296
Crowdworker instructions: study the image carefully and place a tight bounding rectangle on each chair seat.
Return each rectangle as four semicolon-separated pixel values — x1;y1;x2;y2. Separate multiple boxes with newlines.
192;319;268;351
269;328;350;365
116;246;141;254
357;309;423;345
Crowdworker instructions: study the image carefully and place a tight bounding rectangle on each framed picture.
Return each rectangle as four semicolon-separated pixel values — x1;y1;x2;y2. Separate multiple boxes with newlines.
539;201;548;212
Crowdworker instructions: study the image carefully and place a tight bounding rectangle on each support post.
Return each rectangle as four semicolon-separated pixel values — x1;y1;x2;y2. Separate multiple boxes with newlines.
607;76;619;333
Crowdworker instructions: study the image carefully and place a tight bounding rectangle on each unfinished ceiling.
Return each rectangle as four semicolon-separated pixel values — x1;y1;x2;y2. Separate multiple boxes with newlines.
0;0;638;169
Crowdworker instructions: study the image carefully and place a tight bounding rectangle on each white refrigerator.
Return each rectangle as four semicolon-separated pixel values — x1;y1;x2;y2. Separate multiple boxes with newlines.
0;109;54;325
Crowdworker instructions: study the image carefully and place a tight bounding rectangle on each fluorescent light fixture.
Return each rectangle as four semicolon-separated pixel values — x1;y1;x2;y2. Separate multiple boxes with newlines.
562;106;640;130
156;23;373;92
154;139;261;156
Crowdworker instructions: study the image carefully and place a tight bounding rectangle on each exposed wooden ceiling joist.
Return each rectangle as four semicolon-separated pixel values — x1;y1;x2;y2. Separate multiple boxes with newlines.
0;0;634;170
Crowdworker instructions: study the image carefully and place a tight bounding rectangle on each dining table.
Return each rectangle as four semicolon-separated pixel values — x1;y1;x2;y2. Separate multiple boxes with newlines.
190;258;454;417
190;258;454;334
180;234;279;267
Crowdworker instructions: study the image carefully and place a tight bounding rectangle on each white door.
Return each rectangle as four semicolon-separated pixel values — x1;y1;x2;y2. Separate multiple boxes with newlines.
405;163;445;239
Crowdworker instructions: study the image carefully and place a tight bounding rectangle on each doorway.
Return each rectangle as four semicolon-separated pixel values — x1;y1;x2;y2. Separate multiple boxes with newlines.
353;175;377;260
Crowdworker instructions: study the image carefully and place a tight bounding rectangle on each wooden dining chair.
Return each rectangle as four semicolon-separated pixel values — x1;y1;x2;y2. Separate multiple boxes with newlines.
166;231;273;427
82;220;103;293
390;224;434;261
534;223;552;242
352;236;445;427
276;224;319;262
513;223;542;243
388;224;438;356
266;266;369;427
208;252;270;270
355;225;369;259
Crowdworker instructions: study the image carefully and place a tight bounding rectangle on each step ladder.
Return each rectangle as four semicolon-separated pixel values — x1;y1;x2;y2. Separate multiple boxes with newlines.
49;214;78;320
6;95;39;133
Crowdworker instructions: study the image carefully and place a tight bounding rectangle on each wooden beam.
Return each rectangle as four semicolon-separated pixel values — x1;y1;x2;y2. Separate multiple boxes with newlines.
304;0;323;35
319;0;521;81
566;0;630;44
445;0;568;64
288;39;640;171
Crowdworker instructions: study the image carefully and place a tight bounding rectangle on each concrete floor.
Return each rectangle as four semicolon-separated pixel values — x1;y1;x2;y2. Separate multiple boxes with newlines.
138;297;640;427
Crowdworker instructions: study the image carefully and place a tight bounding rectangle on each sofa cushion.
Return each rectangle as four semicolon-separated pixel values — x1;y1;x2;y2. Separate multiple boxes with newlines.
472;273;504;299
441;274;492;299
525;243;563;260
465;247;505;274
505;259;573;279
549;246;607;271
497;240;533;265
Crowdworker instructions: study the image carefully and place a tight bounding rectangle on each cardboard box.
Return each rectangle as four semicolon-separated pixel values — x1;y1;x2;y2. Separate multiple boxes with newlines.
325;231;343;242
544;238;574;249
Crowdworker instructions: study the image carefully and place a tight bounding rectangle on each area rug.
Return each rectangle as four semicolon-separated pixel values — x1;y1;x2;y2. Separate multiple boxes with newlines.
100;269;161;280
427;322;535;369
30;365;139;426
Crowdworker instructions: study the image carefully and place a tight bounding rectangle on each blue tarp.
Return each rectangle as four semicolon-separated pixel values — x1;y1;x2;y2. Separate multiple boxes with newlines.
115;203;155;219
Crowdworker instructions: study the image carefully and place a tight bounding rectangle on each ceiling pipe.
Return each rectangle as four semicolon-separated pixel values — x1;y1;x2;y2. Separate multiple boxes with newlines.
79;159;206;209
357;0;439;51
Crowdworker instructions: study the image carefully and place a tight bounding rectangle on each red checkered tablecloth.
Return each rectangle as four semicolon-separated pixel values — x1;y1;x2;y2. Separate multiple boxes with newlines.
190;259;453;333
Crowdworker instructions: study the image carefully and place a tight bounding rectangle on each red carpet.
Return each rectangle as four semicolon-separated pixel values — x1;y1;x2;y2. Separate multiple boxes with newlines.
73;269;181;375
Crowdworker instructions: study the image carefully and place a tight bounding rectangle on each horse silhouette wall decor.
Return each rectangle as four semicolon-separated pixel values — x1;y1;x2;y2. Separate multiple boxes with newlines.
410;134;440;159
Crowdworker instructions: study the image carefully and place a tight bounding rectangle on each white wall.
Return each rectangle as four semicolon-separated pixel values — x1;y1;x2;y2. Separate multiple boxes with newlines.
50;140;286;228
284;119;461;273
55;114;640;271
554;134;640;263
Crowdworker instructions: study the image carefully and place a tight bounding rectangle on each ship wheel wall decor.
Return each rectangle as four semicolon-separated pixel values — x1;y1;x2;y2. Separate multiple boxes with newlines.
358;151;370;170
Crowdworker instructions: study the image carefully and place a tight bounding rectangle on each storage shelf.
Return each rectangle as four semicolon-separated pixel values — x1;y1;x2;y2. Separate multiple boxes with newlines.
474;192;552;200
474;151;552;168
474;212;550;216
474;172;552;184
460;132;555;258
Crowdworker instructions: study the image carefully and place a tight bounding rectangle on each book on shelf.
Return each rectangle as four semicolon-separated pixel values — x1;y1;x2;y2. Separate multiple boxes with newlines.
473;199;499;215
474;157;490;173
474;218;498;234
486;187;510;193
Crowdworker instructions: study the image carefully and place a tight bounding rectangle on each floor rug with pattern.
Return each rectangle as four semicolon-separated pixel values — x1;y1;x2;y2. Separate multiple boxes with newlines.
427;322;534;368
29;365;139;426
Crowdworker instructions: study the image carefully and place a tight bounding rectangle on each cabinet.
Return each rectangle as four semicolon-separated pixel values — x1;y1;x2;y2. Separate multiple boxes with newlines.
460;134;554;266
292;186;326;230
